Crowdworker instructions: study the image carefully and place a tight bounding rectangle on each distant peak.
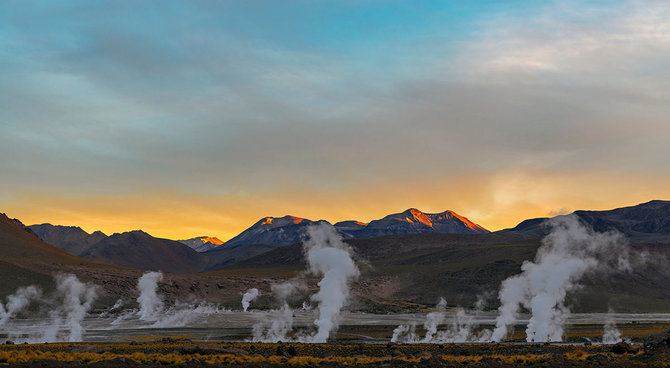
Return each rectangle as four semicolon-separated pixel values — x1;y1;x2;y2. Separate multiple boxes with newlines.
258;215;306;226
126;230;150;236
197;236;223;245
401;208;432;227
284;215;305;224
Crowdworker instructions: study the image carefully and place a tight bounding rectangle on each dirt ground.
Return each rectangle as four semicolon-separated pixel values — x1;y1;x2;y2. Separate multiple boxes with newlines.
1;337;669;367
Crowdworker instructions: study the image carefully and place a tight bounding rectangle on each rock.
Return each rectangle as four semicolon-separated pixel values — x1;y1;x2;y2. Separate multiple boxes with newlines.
72;345;106;353
179;345;248;355
586;353;610;363
644;329;670;356
611;341;638;354
276;343;289;357
88;357;142;367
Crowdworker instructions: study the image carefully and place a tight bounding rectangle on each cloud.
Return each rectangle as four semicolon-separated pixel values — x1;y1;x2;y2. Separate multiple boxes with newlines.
1;1;669;237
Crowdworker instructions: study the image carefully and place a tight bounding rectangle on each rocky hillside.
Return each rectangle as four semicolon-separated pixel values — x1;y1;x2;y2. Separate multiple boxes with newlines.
28;223;106;255
179;236;225;252
80;230;209;273
338;208;488;238
498;200;670;242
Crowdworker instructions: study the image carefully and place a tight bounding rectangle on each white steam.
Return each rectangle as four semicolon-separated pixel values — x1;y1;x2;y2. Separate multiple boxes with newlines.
251;281;297;342
602;311;622;344
137;271;165;322
252;303;294;342
391;298;491;343
491;215;631;342
303;223;360;343
242;288;259;312
3;274;98;343
43;274;98;342
252;223;359;343
422;297;447;342
0;286;42;326
112;271;221;328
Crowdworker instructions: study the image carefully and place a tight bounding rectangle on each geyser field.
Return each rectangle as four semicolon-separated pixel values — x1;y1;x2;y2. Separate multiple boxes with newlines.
1;220;670;367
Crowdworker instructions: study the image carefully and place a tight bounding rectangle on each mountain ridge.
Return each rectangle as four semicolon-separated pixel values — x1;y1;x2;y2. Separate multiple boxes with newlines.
497;200;670;241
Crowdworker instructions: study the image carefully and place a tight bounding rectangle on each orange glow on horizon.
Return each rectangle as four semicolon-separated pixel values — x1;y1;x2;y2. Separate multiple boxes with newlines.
3;171;669;242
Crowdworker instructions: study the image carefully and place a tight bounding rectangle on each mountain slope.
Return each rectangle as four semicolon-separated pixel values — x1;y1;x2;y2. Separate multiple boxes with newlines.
0;213;92;296
224;209;488;248
220;232;670;313
224;216;331;248
179;236;225;252
203;243;279;270
29;223;106;255
498;200;670;242
341;208;488;238
80;230;208;273
0;214;83;263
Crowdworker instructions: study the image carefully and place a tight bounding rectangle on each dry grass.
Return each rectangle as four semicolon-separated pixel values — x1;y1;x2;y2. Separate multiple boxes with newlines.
0;340;661;366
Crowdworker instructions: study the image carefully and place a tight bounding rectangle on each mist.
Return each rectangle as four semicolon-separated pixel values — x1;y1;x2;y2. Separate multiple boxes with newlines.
241;288;259;312
303;223;360;343
43;274;98;342
0;286;42;326
137;271;165;322
491;215;632;342
252;223;359;342
391;298;491;343
2;274;97;343
107;271;223;328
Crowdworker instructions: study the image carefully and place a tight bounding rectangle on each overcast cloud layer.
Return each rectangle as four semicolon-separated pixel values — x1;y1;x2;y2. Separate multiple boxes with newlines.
1;1;669;239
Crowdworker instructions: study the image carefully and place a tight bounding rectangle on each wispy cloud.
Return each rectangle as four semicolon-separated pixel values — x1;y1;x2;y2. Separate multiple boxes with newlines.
1;1;669;237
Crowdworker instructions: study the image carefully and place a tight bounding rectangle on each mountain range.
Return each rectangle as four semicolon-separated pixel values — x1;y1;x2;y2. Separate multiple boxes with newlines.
179;236;225;252
223;208;488;249
26;208;488;272
18;200;670;275
498;200;670;242
2;200;670;312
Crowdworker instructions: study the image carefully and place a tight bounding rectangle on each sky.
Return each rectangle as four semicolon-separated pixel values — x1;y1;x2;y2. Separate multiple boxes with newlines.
1;0;670;240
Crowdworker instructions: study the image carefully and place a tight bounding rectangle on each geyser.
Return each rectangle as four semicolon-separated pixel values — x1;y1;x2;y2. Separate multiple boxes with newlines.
252;223;359;342
303;223;360;343
491;215;631;342
242;288;259;312
391;298;491;343
137;271;164;322
118;271;221;328
0;286;42;326
3;274;98;343
44;274;98;342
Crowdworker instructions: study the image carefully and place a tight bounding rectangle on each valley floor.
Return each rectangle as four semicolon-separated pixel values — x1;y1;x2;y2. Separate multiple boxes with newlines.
1;339;668;367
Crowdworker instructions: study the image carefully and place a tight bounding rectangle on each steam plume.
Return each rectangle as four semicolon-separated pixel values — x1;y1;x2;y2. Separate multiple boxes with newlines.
303;223;360;343
491;215;631;342
43;274;98;342
122;271;221;328
251;281;296;342
252;304;294;342
242;288;259;312
422;298;447;342
137;271;164;322
602;311;622;344
252;223;359;343
391;298;491;343
0;286;42;326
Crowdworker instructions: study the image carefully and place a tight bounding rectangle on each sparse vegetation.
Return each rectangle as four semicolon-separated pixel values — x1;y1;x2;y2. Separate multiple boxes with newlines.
0;339;667;367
